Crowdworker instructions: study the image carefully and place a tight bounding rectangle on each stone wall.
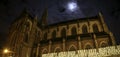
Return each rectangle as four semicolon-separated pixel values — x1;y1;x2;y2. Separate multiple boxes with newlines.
42;45;120;57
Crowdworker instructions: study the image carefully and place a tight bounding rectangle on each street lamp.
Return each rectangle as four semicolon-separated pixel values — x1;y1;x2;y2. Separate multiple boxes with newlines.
2;48;10;57
3;49;16;57
2;48;15;57
3;49;9;54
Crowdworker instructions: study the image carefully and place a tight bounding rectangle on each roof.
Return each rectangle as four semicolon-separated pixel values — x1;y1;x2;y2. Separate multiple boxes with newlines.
44;15;100;28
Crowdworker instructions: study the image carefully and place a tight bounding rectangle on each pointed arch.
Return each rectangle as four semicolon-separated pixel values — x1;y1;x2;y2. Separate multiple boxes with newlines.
61;28;66;38
84;43;93;49
42;49;48;54
92;24;99;32
85;44;92;49
82;25;88;34
101;43;107;47
54;47;62;53
100;41;108;47
71;26;77;35
69;45;77;51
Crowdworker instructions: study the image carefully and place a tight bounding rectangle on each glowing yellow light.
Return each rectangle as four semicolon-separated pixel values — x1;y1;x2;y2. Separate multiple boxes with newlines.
3;49;9;53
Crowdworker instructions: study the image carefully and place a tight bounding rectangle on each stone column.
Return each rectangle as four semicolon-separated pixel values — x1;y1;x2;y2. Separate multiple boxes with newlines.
109;32;116;46
63;38;65;51
36;44;40;57
49;40;52;53
78;36;81;50
93;33;98;52
99;12;109;33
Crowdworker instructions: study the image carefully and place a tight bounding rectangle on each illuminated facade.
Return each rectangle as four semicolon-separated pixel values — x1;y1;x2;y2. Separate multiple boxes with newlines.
7;9;119;57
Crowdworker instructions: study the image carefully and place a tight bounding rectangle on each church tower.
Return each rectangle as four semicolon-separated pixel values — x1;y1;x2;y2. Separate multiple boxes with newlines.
7;8;39;57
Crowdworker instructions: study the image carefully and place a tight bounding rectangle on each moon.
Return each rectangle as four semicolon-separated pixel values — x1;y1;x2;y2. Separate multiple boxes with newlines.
68;2;78;12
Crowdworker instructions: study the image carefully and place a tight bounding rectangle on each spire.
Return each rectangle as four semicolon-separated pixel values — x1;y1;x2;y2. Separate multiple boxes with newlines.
40;8;48;27
21;8;29;17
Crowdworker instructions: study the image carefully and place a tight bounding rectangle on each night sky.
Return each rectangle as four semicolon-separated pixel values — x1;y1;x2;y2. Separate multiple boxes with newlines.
0;0;120;47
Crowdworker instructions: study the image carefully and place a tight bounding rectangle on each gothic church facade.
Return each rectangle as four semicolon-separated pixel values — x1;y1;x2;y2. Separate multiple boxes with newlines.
7;9;116;57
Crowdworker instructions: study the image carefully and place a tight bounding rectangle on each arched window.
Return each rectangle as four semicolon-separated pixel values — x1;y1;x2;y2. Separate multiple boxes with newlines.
54;48;61;56
24;33;29;43
93;24;99;32
71;27;77;35
52;30;56;38
101;43;107;47
82;25;88;34
61;28;66;38
55;48;61;53
85;45;92;49
44;33;47;40
69;46;76;51
42;50;48;54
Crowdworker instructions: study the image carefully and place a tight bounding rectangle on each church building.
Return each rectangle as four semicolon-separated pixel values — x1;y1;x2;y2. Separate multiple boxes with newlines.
7;9;119;57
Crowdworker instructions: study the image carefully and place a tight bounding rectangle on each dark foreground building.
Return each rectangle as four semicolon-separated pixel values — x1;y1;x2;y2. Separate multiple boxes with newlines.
6;9;120;57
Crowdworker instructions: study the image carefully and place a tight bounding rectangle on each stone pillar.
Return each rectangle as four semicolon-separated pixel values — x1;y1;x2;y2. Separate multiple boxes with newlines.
99;12;109;33
93;33;99;52
63;38;65;51
49;40;52;53
36;44;40;57
78;36;81;50
109;32;116;46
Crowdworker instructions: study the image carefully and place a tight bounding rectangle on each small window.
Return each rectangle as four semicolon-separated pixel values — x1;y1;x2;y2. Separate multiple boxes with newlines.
71;27;77;35
82;25;88;34
55;48;61;53
101;43;107;47
85;45;92;49
93;24;99;32
55;48;61;56
42;50;48;54
69;46;76;51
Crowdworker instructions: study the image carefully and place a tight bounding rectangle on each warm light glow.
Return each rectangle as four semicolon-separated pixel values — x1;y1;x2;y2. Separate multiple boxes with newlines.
42;45;120;57
3;49;9;53
68;2;77;11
